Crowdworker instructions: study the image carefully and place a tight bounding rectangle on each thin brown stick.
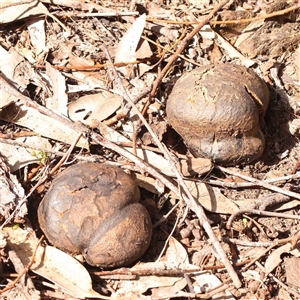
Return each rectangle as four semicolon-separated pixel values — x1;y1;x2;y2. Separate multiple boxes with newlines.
48;132;82;175
205;171;300;188
149;0;231;99
218;166;300;200
102;44;241;288
0;236;44;294
146;3;300;26
241;231;300;272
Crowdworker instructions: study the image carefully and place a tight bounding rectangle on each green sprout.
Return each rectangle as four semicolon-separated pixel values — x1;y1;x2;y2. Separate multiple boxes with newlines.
31;149;49;165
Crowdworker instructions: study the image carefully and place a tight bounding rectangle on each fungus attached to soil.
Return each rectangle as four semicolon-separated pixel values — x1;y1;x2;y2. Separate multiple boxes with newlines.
38;163;152;268
166;64;269;166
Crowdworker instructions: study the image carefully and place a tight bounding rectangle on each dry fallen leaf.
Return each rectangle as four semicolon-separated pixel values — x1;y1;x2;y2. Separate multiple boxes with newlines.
0;157;27;224
27;18;48;57
284;256;300;289
152;237;188;298
112;237;190;298
0;100;88;148
264;243;292;274
0;46;45;108
68;91;123;126
0;0;50;24
4;226;108;299
115;14;146;77
45;62;68;116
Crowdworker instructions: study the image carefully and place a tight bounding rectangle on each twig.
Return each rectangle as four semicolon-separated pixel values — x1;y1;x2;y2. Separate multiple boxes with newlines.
241;231;300;271
47;132;82;175
102;41;241;288
146;3;300;25
224;238;272;248
1;67;241;289
0;236;44;294
218;166;300;200
149;0;231;99
228;209;300;229
206;172;300;188
226;193;297;229
76;11;139;17
141;35;203;67
255;261;300;299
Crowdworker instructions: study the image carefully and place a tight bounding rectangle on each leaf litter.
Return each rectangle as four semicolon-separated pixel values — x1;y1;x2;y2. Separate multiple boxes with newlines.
0;0;300;299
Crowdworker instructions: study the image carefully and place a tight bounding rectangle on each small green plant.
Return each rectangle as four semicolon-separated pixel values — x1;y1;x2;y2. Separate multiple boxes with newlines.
31;149;48;165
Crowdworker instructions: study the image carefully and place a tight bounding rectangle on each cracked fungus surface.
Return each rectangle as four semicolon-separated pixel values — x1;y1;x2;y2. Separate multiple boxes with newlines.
38;162;152;268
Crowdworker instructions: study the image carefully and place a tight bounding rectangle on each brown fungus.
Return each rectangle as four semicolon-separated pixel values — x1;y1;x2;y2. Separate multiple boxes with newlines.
38;163;152;268
166;64;269;166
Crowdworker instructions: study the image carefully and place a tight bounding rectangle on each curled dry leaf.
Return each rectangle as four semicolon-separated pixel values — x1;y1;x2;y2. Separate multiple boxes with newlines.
68;91;123;127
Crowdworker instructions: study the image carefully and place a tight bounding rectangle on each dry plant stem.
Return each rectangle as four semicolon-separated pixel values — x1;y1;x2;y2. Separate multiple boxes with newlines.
147;3;300;26
227;209;300;229
149;0;231;99
218;166;300;200
142;35;203;67
93;259;253;277
226;194;297;229
76;11;139;17
242;231;300;271
1;80;242;287
206;172;300;188
102;45;241;288
48;132;82;175
0;236;44;294
224;238;273;247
